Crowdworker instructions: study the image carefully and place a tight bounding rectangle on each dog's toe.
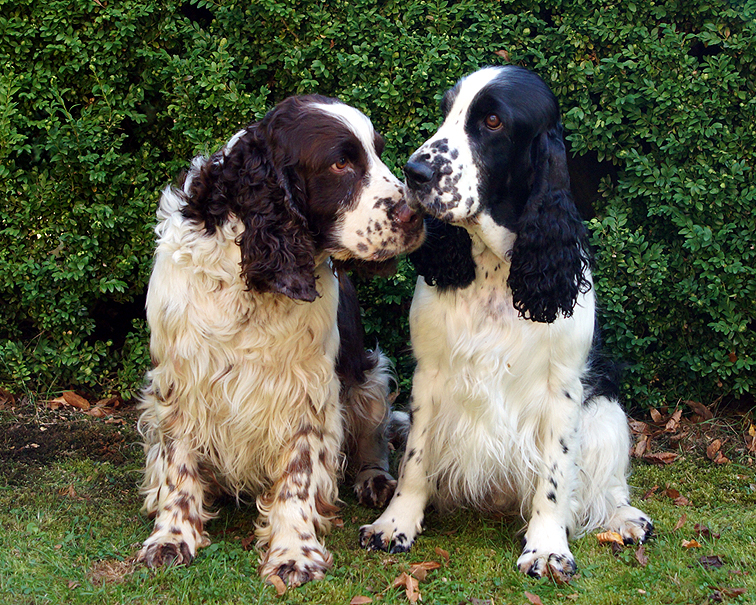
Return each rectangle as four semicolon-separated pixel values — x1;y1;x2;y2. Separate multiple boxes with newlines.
517;547;577;579
607;505;654;545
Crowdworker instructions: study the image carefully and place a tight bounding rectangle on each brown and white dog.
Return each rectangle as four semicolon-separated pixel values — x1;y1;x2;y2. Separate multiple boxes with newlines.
136;95;425;586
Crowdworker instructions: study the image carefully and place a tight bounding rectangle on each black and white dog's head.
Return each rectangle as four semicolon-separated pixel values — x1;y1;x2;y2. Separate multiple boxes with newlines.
406;66;591;323
181;95;425;302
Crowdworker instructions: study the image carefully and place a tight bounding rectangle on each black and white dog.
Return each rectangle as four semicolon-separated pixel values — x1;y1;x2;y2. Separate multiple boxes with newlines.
360;66;652;578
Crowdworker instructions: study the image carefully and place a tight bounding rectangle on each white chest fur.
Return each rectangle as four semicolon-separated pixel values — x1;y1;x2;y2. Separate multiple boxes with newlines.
144;211;341;494
408;243;595;508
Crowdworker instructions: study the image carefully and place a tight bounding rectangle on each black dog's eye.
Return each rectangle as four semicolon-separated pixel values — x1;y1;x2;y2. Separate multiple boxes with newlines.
331;157;350;173
484;114;503;130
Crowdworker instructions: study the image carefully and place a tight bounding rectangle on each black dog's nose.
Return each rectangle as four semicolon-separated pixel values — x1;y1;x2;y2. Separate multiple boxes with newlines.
404;159;436;189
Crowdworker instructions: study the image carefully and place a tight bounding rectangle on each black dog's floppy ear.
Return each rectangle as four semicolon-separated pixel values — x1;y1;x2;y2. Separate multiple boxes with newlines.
409;217;476;290
507;124;591;323
182;123;317;301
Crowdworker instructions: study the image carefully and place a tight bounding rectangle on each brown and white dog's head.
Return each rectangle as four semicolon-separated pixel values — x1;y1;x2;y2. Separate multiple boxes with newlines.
180;95;425;301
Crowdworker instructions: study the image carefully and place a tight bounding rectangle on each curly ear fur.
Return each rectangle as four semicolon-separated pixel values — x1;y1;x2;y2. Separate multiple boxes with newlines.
409;217;476;290
183;124;318;302
507;125;591;323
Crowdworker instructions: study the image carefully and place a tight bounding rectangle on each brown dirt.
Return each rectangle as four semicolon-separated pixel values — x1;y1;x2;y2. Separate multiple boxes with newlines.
0;399;141;468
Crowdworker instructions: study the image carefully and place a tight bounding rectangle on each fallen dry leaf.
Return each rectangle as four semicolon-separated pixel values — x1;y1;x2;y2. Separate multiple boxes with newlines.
707;439;722;460
85;406;108;418
665;487;690;506
494;49;510;61
684;399;713;420
642;485;659;500
59;485;77;499
597;531;624;546
649;408;663;423
665;487;681;499
350;596;373;605
694;523;720;539
634;545;649;567
629;420;650;435
673;514;687;531
633;435;649;458
62;391;90;410
721;587;747;598
392;571;420;603
0;388;16;407
546;564;573;585
434;546;450;562
682;539;702;548
267;574;286;596
87;558;136;586
48;396;66;410
525;591;544;605
699;555;724;569
664;409;682;432
643;452;678;465
409;560;441;581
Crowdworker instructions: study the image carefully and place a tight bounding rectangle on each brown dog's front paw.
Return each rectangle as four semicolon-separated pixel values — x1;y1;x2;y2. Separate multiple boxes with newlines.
137;540;195;568
260;543;332;587
354;469;397;508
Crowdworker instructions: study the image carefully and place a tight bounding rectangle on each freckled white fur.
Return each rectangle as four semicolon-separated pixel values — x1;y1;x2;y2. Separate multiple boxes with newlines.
139;185;343;503
409;68;501;221
362;220;651;572
312;103;409;261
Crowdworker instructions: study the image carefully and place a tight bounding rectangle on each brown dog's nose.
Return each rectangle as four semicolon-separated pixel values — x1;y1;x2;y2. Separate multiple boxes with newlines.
393;203;421;226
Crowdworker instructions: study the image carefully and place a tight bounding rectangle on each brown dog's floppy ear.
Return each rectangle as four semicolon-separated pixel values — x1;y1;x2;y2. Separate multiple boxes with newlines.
235;125;318;301
507;124;591;323
184;122;318;302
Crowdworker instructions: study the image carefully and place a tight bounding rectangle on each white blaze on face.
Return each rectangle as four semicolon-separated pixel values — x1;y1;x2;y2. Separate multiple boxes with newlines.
312;102;412;261
407;67;503;223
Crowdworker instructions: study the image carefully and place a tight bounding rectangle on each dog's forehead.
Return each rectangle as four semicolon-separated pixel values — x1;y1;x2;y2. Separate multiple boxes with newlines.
310;102;376;155
443;67;506;126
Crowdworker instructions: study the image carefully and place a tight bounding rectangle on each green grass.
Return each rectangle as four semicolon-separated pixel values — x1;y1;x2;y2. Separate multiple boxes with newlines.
1;407;754;605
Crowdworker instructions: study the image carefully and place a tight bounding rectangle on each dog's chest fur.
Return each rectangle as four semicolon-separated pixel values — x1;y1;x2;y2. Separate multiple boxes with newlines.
409;243;594;509
145;211;341;494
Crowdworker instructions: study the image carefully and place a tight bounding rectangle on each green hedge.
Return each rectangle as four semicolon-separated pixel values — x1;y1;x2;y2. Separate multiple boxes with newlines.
1;0;754;408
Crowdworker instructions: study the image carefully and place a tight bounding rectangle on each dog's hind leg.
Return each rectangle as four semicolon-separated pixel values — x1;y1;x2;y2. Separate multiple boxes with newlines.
343;350;397;509
579;396;654;544
336;272;397;509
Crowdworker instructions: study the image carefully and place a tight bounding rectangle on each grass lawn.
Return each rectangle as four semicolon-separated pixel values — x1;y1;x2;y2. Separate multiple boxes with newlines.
1;398;754;605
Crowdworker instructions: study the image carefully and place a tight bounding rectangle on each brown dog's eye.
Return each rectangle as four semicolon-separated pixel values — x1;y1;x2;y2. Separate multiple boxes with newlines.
331;157;350;172
484;114;502;130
